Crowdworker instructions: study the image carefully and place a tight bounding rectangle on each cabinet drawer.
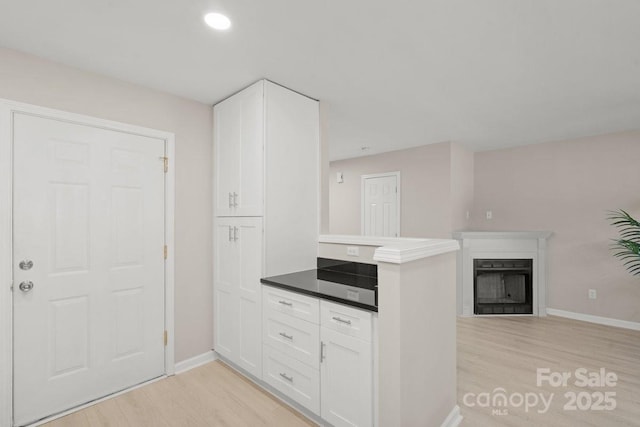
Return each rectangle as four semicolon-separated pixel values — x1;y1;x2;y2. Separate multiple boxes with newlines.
263;309;319;367
320;300;372;342
263;286;319;324
263;345;320;415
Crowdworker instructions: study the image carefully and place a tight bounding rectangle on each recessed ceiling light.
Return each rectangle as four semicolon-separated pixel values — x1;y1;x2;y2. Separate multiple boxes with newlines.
204;13;231;31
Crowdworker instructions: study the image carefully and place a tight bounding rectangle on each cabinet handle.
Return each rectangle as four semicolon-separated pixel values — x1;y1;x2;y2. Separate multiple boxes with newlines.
279;372;293;382
332;316;352;325
233;226;238;241
228;226;233;242
228;192;233;209
279;332;293;340
320;341;326;363
278;300;293;307
233;192;238;207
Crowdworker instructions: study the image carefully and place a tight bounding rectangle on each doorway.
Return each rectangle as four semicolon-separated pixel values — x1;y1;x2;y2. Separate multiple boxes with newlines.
0;101;175;426
361;172;400;237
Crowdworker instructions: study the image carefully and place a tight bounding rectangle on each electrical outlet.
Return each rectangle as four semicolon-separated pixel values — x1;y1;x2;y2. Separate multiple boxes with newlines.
466;210;470;220
347;246;359;256
588;289;597;300
486;210;493;220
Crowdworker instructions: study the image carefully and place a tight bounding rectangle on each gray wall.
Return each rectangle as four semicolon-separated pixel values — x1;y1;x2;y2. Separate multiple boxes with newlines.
328;131;640;323
472;131;640;322
329;142;474;238
0;47;213;362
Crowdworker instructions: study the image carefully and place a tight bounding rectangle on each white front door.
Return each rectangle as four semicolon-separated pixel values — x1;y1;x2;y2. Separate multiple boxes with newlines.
361;173;400;237
13;113;166;426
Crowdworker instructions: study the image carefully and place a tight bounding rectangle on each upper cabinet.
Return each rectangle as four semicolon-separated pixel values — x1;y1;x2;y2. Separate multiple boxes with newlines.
214;81;265;217
213;79;320;276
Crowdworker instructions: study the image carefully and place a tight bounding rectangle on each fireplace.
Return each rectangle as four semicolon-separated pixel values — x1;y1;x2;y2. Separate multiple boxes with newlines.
474;258;533;315
453;231;551;316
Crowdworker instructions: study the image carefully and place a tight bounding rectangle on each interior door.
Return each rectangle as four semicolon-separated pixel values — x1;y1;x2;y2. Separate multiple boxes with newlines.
362;173;399;237
13;113;166;426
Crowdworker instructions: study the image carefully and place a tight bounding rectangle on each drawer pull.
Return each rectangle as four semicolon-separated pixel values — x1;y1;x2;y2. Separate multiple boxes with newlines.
279;332;293;340
332;316;352;325
279;372;294;382
278;300;293;307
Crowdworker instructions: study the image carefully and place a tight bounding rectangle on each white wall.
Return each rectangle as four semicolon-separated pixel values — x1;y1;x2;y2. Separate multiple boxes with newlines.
450;142;474;232
0;47;213;362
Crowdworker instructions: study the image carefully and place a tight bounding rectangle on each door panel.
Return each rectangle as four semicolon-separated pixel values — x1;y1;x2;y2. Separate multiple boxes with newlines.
237;83;264;216
214;287;237;359
213;217;263;377
13;114;166;426
213;81;263;217
214;95;241;216
321;327;373;427
362;174;398;237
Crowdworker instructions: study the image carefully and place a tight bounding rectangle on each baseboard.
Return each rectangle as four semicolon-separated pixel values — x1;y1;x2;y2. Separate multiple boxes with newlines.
440;405;463;427
547;308;640;331
174;350;218;374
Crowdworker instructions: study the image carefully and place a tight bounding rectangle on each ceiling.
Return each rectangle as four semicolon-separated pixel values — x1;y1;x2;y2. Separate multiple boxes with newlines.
1;0;639;160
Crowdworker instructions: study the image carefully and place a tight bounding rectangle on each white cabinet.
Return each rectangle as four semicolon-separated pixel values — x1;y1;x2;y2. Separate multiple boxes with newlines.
214;217;263;378
214;81;264;217
263;345;320;414
320;301;373;427
213;80;319;381
262;286;321;414
261;286;375;425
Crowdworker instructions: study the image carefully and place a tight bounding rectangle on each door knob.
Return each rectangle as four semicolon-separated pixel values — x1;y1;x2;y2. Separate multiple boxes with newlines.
19;281;34;292
19;260;33;270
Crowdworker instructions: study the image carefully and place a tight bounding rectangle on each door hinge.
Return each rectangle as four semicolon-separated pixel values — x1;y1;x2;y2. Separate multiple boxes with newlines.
160;156;168;173
164;245;168;259
164;330;168;346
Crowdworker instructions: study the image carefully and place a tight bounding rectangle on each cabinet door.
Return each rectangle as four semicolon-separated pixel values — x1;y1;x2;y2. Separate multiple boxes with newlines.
321;327;373;427
236;218;263;377
213;218;239;359
214;81;264;216
213;217;263;378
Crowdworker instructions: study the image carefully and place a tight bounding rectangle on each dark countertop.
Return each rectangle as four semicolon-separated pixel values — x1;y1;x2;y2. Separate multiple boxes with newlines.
260;268;378;312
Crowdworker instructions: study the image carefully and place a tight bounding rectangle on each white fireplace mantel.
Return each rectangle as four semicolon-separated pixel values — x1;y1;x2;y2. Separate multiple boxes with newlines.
452;231;552;316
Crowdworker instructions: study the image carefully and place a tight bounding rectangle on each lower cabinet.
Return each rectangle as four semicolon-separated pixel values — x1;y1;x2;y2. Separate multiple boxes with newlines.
263;345;320;414
213;217;263;378
320;304;373;427
262;286;374;426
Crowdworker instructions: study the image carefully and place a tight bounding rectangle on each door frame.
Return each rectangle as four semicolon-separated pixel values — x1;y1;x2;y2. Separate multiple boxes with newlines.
0;99;176;426
360;171;401;237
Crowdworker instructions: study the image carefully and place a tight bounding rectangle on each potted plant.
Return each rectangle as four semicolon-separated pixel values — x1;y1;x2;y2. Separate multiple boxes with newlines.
609;209;640;276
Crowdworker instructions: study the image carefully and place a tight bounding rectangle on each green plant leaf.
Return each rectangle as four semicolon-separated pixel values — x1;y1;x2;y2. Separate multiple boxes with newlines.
609;209;640;277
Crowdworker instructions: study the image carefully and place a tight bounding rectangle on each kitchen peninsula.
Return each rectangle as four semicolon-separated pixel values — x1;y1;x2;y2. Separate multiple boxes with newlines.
314;235;461;426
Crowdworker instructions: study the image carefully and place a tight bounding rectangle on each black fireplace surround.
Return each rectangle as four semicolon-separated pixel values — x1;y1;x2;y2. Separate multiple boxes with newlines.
474;258;533;315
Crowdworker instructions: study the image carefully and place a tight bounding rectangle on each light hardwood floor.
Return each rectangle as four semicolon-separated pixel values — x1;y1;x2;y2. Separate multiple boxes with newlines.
43;361;315;427
458;315;640;427
44;315;640;426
